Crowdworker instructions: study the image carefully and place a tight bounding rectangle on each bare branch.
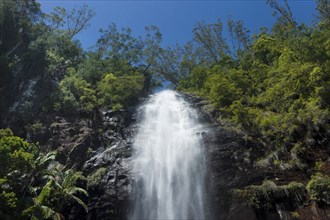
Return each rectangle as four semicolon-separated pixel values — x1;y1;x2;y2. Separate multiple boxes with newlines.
266;0;296;27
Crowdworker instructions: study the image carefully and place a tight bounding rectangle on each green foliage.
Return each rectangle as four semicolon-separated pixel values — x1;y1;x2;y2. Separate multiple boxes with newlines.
0;128;34;176
29;121;44;134
291;211;300;218
55;169;88;212
98;73;144;110
234;180;305;209
253;34;281;65
76;53;109;85
179;66;209;92
306;173;330;205
0;128;88;219
24;168;88;219
23;179;63;220
0;128;35;216
87;167;107;189
1;0;163;118
0;0;329;217
192;19;228;63
178;7;330;171
0;188;17;211
205;74;241;108
56;72;97;114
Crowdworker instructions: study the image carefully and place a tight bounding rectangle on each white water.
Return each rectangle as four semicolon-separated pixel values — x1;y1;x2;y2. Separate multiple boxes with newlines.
130;90;207;220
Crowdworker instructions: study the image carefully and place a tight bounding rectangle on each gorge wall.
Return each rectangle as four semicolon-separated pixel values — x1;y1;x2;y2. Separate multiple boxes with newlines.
5;92;330;220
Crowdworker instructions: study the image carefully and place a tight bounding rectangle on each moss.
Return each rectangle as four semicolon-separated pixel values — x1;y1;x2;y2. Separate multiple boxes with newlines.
87;167;107;189
97;128;104;134
306;173;330;205
291;211;299;218
0;190;17;210
315;160;324;171
234;180;306;209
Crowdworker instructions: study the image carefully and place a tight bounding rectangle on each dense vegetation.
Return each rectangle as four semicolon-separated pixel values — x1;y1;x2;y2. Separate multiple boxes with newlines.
0;0;330;218
176;0;330;172
173;0;330;209
0;0;163;124
0;0;161;218
0;128;87;218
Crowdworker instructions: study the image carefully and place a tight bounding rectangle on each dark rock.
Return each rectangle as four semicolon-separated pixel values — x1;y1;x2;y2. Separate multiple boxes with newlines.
81;108;136;220
182;93;300;220
8;91;329;219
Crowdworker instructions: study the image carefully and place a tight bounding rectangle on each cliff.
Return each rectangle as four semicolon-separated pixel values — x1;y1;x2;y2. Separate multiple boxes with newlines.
3;92;330;220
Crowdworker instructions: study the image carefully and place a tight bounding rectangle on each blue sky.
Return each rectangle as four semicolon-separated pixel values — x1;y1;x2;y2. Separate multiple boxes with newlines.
38;0;318;49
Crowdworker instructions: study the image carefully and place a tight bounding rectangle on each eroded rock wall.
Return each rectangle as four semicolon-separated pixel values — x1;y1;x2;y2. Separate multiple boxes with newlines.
9;92;330;220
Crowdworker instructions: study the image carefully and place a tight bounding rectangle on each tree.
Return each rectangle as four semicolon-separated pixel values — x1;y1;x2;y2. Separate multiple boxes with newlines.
44;5;94;39
0;128;37;216
23;169;88;219
266;0;296;28
96;23;144;64
316;0;330;23
178;65;208;91
0;0;42;56
203;65;242;107
52;169;88;213
89;24;162;92
0;128;34;177
22;179;63;220
66;5;95;39
193;19;229;63
141;26;163;92
97;73;144;110
56;71;97;114
0;0;43;117
153;45;185;86
227;17;251;58
0;128;87;219
143;26;163;69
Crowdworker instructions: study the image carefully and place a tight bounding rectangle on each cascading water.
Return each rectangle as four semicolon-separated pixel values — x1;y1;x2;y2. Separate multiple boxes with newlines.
130;90;207;220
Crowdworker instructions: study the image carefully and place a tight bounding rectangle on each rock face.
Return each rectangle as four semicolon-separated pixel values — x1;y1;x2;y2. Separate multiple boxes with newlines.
83;109;137;220
13;92;330;219
22;108;138;219
184;93;330;220
183;94;271;220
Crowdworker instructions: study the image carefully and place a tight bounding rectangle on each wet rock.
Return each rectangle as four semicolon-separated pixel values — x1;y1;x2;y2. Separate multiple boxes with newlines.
9;91;329;219
81;109;136;220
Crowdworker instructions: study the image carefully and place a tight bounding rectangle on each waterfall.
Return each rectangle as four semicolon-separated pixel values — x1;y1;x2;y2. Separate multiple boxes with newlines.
130;90;207;220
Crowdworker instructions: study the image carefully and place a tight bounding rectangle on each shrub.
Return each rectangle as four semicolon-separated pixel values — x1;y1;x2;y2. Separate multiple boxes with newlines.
56;74;97;114
306;173;330;205
234;180;305;209
97;73;144;110
0;128;36;215
0;128;34;176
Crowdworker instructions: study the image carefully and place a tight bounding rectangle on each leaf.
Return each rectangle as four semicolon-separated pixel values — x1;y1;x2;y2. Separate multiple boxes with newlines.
70;194;88;213
41;205;56;219
68;186;89;197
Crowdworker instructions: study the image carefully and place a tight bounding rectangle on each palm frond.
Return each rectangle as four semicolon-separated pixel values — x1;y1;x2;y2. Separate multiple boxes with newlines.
40;205;56;219
38;151;57;167
68;186;89;197
63;169;83;189
22;205;37;216
70;194;88;213
36;179;54;204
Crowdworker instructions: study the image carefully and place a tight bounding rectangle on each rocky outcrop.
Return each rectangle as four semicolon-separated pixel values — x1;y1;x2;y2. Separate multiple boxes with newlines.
184;94;274;219
10;92;329;220
185;93;330;220
21;108;138;219
83;109;137;220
